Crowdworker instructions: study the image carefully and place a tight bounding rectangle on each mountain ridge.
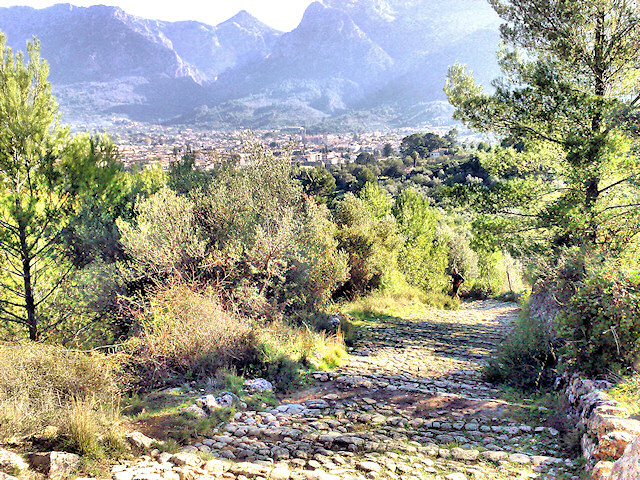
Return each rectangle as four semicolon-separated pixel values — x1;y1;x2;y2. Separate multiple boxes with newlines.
0;1;501;130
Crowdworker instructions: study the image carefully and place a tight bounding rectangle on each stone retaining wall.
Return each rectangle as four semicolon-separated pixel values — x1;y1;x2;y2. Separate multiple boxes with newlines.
561;373;640;479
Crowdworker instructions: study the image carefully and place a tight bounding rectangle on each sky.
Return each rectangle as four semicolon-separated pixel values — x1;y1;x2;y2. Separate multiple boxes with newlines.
0;0;315;31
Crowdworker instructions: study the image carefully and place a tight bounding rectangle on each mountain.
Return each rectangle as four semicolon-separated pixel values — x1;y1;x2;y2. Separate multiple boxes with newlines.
0;1;501;130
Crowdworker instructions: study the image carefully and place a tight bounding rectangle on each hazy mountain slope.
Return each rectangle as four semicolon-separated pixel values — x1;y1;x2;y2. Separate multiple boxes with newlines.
0;1;502;129
0;4;197;83
159;12;281;79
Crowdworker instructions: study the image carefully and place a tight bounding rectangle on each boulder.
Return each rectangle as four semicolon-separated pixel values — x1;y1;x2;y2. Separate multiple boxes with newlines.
270;466;291;480
169;452;203;467
597;431;637;460
180;404;207;418
592;460;614;480
244;378;274;394
0;449;28;473
0;473;19;480
229;462;270;476
28;452;81;478
610;435;640;480
451;447;479;461
589;415;640;440
204;458;230;475
216;391;241;407
126;431;156;451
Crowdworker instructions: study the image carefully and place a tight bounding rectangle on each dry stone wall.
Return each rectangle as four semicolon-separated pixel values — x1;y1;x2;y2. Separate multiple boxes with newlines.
561;373;640;480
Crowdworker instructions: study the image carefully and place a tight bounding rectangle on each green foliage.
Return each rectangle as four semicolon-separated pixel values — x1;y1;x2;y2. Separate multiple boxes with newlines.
167;151;210;195
557;263;640;375
393;189;448;292
445;1;640;252
298;166;336;203
118;187;207;279
608;374;640;417
484;303;557;389
0;36;125;341
400;133;448;158
334;188;402;297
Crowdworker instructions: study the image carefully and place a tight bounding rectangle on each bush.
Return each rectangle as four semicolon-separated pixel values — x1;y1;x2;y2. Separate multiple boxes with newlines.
484;302;557;389
126;284;256;388
0;343;122;445
334;191;402;297
126;283;346;391
557;266;640;375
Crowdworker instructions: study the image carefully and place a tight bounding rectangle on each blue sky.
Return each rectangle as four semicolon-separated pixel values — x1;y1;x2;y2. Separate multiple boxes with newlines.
0;1;315;31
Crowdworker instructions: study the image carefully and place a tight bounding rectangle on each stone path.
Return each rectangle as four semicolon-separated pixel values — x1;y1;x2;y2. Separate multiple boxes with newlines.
115;300;581;480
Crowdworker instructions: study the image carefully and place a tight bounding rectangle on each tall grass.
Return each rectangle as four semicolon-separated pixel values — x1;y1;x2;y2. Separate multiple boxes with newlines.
343;276;459;319
0;343;123;453
483;303;557;389
126;283;346;391
126;284;257;388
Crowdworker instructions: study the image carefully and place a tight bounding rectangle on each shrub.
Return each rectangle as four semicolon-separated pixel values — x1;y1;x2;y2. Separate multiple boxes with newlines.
118;187;206;279
484;302;557;389
0;343;122;443
126;283;346;391
557;267;640;375
334;192;402;297
126;284;256;388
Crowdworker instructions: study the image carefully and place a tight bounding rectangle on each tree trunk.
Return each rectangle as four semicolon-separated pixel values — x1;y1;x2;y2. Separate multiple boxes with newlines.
583;9;606;245
18;219;37;341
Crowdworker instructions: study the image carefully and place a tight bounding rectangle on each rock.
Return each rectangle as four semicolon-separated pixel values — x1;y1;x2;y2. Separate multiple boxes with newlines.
170;453;203;467
593;461;614;480
597;431;637;460
229;462;270;476
28;452;81;478
0;473;19;480
300;471;340;480
270;466;291;480
481;451;508;462
610;435;640;480
0;449;28;473
275;404;307;415
508;453;531;464
590;415;640;440
451;448;479;461
126;431;156;451
445;473;468;480
244;378;274;394
200;395;220;411
303;399;330;410
181;404;207;418
216;391;241;407
204;458;230;475
357;461;382;473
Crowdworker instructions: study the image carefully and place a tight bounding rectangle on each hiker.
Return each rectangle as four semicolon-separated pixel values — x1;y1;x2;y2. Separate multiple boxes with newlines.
451;268;464;299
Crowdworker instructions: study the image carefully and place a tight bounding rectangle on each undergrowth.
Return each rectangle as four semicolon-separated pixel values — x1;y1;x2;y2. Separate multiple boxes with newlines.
608;374;640;417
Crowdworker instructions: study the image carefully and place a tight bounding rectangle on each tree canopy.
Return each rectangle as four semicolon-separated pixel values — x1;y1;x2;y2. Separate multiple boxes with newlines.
0;35;120;340
445;0;640;253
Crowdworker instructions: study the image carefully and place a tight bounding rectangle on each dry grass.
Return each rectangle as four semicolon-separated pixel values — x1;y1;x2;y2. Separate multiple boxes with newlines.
126;284;257;387
126;284;346;391
0;343;121;441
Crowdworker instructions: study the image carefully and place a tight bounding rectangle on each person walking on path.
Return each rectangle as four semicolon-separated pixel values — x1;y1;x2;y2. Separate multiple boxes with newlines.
451;268;464;299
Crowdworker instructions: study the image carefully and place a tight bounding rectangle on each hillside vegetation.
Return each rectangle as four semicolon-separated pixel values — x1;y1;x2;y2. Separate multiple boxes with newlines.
2;0;640;476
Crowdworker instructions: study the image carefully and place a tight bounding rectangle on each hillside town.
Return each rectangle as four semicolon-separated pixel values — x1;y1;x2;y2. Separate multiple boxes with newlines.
110;122;458;171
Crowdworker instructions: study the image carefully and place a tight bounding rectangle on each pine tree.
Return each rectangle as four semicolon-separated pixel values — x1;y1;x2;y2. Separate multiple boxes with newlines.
445;0;640;252
0;35;120;340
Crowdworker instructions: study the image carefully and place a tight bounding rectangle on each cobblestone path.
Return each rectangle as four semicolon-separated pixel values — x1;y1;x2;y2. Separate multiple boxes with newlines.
115;301;581;480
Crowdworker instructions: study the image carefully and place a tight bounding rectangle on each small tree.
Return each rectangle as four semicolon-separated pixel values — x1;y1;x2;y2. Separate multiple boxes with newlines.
0;35;119;340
